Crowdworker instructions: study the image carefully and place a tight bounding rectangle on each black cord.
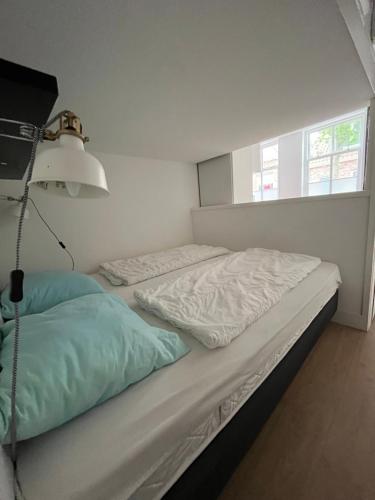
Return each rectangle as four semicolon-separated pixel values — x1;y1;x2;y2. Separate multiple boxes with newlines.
28;198;75;271
10;125;43;500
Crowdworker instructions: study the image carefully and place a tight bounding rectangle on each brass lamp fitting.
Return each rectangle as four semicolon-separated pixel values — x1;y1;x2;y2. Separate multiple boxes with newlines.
43;111;89;143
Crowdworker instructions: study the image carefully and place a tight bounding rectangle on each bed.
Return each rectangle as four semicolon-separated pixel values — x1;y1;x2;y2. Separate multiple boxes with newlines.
10;255;340;500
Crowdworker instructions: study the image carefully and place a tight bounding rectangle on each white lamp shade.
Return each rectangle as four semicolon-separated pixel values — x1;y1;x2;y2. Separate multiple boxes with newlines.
28;135;109;198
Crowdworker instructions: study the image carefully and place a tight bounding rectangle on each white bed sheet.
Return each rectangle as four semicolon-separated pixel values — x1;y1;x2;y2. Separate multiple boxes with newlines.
15;258;340;500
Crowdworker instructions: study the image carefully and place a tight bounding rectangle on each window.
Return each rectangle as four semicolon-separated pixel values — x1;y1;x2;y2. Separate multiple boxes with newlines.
303;110;367;197
253;140;279;201
232;108;368;205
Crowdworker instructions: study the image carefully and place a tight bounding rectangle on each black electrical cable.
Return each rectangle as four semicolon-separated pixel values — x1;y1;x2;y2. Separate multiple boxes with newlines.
0;195;75;271
4;111;74;500
10;124;43;500
28;197;75;271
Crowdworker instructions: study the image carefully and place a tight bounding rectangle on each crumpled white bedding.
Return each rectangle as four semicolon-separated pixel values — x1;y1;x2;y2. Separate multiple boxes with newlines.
99;244;230;285
135;248;321;348
14;261;340;500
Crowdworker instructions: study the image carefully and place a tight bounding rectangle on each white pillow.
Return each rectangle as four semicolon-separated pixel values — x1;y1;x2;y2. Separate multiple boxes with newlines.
99;244;230;286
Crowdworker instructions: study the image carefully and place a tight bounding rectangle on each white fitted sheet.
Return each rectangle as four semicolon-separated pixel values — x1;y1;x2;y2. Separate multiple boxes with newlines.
14;259;340;500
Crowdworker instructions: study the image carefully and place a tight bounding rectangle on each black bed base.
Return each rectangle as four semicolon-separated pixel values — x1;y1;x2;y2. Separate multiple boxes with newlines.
164;290;338;500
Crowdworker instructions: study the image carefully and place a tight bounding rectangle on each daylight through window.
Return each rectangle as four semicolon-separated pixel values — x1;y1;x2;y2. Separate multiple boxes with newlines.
253;141;279;201
304;111;366;196
232;108;368;204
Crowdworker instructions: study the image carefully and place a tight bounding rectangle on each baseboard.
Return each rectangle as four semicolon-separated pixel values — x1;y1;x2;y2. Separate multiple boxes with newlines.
332;310;367;331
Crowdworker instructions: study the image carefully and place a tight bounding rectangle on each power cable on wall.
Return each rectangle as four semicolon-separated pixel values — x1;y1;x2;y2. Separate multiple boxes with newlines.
0;194;75;271
28;197;75;271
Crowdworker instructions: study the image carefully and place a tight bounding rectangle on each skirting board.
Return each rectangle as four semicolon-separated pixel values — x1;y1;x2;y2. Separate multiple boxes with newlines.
163;291;338;500
333;309;366;331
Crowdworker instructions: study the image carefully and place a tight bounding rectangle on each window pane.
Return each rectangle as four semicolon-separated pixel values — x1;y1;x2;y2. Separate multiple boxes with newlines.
263;188;278;201
309;127;332;158
262;144;278;169
263;168;278;190
332;178;358;194
252;172;261;192
334;119;361;152
332;151;359;179
308;181;330;196
308;157;330;183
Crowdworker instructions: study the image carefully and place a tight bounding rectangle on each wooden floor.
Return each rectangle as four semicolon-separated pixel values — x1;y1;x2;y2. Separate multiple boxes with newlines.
219;322;375;500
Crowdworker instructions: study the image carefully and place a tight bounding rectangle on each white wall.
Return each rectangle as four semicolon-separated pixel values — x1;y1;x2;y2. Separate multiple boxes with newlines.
0;152;199;287
232;147;252;204
337;0;375;93
278;131;303;199
192;192;370;329
198;154;233;206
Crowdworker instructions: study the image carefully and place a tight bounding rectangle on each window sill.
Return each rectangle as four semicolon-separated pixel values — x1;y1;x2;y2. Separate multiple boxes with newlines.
192;190;370;212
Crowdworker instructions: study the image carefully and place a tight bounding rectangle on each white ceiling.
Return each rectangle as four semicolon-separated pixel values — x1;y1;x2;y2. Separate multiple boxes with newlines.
1;0;373;163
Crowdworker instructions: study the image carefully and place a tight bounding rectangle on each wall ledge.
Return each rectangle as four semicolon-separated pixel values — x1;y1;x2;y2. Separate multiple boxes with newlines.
192;190;370;212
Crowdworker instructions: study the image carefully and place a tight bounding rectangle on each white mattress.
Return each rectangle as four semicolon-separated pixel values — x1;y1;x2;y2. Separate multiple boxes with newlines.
14;259;340;500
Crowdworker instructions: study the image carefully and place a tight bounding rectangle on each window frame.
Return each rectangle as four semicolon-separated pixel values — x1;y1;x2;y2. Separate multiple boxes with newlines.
254;139;279;201
302;109;367;197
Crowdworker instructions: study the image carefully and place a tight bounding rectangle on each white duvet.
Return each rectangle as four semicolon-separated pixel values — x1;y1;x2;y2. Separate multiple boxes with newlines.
99;244;230;285
135;248;321;348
